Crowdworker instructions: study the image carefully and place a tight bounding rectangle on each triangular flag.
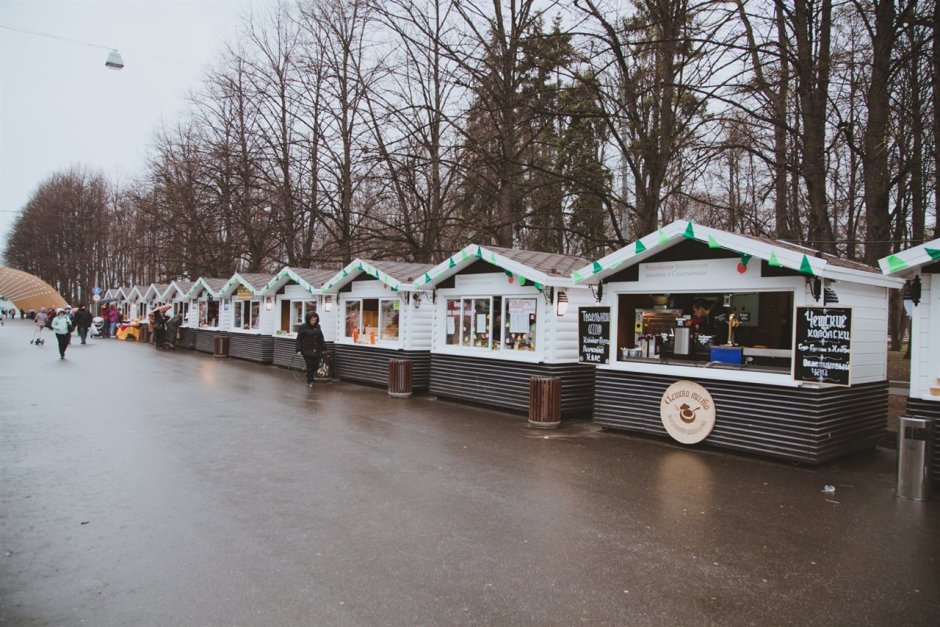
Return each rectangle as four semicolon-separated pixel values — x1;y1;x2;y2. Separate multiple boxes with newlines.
683;223;695;239
476;246;483;258
533;282;542;290
768;250;781;267
357;263;363;271
461;250;469;261
799;255;814;275
391;286;398;292
707;235;720;249
635;240;646;254
658;229;670;245
503;269;513;277
739;253;752;267
924;248;940;260
490;252;497;263
342;269;348;277
424;273;431;283
573;270;584;283
592;261;603;274
519;277;527;286
886;255;909;273
449;258;456;268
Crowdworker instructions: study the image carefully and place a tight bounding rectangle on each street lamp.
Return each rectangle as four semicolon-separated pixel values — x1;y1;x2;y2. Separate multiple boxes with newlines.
105;50;124;70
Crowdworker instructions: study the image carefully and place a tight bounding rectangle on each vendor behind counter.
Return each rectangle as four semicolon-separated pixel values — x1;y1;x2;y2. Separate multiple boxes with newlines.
621;292;793;367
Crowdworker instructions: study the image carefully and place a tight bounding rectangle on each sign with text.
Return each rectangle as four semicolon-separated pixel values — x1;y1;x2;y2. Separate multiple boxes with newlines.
793;307;852;386
578;307;611;364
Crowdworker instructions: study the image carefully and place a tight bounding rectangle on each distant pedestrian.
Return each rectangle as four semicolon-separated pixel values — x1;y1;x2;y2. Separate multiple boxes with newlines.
31;308;48;345
51;308;73;359
295;312;326;388
151;306;169;349
73;305;93;344
108;305;119;337
165;310;182;349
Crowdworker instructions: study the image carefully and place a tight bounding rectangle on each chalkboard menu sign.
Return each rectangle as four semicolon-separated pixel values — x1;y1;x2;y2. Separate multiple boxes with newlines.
579;307;611;364
793;307;852;385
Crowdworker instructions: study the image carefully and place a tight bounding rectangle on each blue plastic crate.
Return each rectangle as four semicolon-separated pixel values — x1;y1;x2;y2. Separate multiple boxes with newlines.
710;346;743;365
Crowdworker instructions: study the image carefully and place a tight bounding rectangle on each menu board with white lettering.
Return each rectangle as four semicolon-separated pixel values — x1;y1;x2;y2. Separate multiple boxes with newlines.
793;307;852;386
579;307;611;364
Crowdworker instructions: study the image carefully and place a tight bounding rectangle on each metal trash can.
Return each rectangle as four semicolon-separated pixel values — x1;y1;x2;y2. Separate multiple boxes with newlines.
213;336;229;358
388;358;413;398
897;416;931;500
528;376;561;429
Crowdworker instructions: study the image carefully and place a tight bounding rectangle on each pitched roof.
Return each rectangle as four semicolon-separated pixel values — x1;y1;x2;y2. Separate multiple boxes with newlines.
878;237;940;274
572;220;901;289
413;244;589;290
322;259;437;292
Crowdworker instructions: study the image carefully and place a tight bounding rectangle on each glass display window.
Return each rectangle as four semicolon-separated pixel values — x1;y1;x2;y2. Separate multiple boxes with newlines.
443;295;536;352
345;298;399;343
380;300;400;340
290;300;317;333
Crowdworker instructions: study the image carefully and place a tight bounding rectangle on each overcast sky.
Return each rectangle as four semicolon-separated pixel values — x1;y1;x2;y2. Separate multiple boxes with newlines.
0;0;263;257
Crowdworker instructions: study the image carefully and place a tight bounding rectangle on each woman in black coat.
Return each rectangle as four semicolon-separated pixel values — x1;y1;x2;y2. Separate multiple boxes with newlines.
295;312;326;388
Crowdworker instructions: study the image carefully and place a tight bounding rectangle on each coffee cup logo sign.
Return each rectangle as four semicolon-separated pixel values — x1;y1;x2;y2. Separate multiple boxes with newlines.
660;380;717;444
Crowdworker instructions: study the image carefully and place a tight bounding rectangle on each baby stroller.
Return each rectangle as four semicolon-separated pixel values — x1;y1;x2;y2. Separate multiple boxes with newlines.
90;316;105;339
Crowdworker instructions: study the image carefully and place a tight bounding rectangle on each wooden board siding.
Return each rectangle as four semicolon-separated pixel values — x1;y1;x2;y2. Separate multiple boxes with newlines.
195;329;224;353
594;369;888;464
177;328;197;349
272;337;336;369
905;397;940;490
430;354;595;419
228;333;274;364
333;344;430;391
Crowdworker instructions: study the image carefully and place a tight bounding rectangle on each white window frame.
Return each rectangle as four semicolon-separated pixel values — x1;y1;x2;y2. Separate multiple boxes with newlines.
443;295;538;354
343;297;400;344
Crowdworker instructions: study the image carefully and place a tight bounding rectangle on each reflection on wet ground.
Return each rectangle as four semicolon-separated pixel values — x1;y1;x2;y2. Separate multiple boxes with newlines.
1;320;938;624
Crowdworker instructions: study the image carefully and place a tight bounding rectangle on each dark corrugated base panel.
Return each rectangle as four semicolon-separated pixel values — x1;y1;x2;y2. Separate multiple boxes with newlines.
905;397;940;489
272;337;335;369
228;333;274;363
334;344;430;391
594;370;888;465
430;354;595;420
195;330;224;353
177;328;197;349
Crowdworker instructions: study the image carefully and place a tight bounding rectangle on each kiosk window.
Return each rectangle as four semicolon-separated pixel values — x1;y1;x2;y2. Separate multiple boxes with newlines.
345;298;397;341
291;300;317;333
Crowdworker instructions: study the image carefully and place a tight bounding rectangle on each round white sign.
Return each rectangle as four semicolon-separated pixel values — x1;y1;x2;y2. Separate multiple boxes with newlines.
92;294;101;302
660;380;717;444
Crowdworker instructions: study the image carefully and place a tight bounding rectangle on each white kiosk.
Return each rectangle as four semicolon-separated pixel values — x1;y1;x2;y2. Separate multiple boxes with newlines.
188;277;229;354
413;244;594;418
575;220;902;464
214;272;276;363
256;267;340;369
321;260;435;391
879;240;940;486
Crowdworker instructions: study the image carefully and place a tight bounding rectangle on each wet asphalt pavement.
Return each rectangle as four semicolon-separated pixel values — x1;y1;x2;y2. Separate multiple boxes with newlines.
1;320;938;625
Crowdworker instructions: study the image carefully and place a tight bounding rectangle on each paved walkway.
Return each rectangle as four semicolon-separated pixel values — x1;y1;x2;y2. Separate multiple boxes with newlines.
1;320;938;625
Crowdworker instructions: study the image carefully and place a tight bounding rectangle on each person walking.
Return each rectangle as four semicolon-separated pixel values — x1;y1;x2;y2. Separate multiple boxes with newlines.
151;306;169;350
73;305;93;344
108;305;120;337
295;312;326;388
51;308;73;359
165;310;182;349
31;307;48;344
